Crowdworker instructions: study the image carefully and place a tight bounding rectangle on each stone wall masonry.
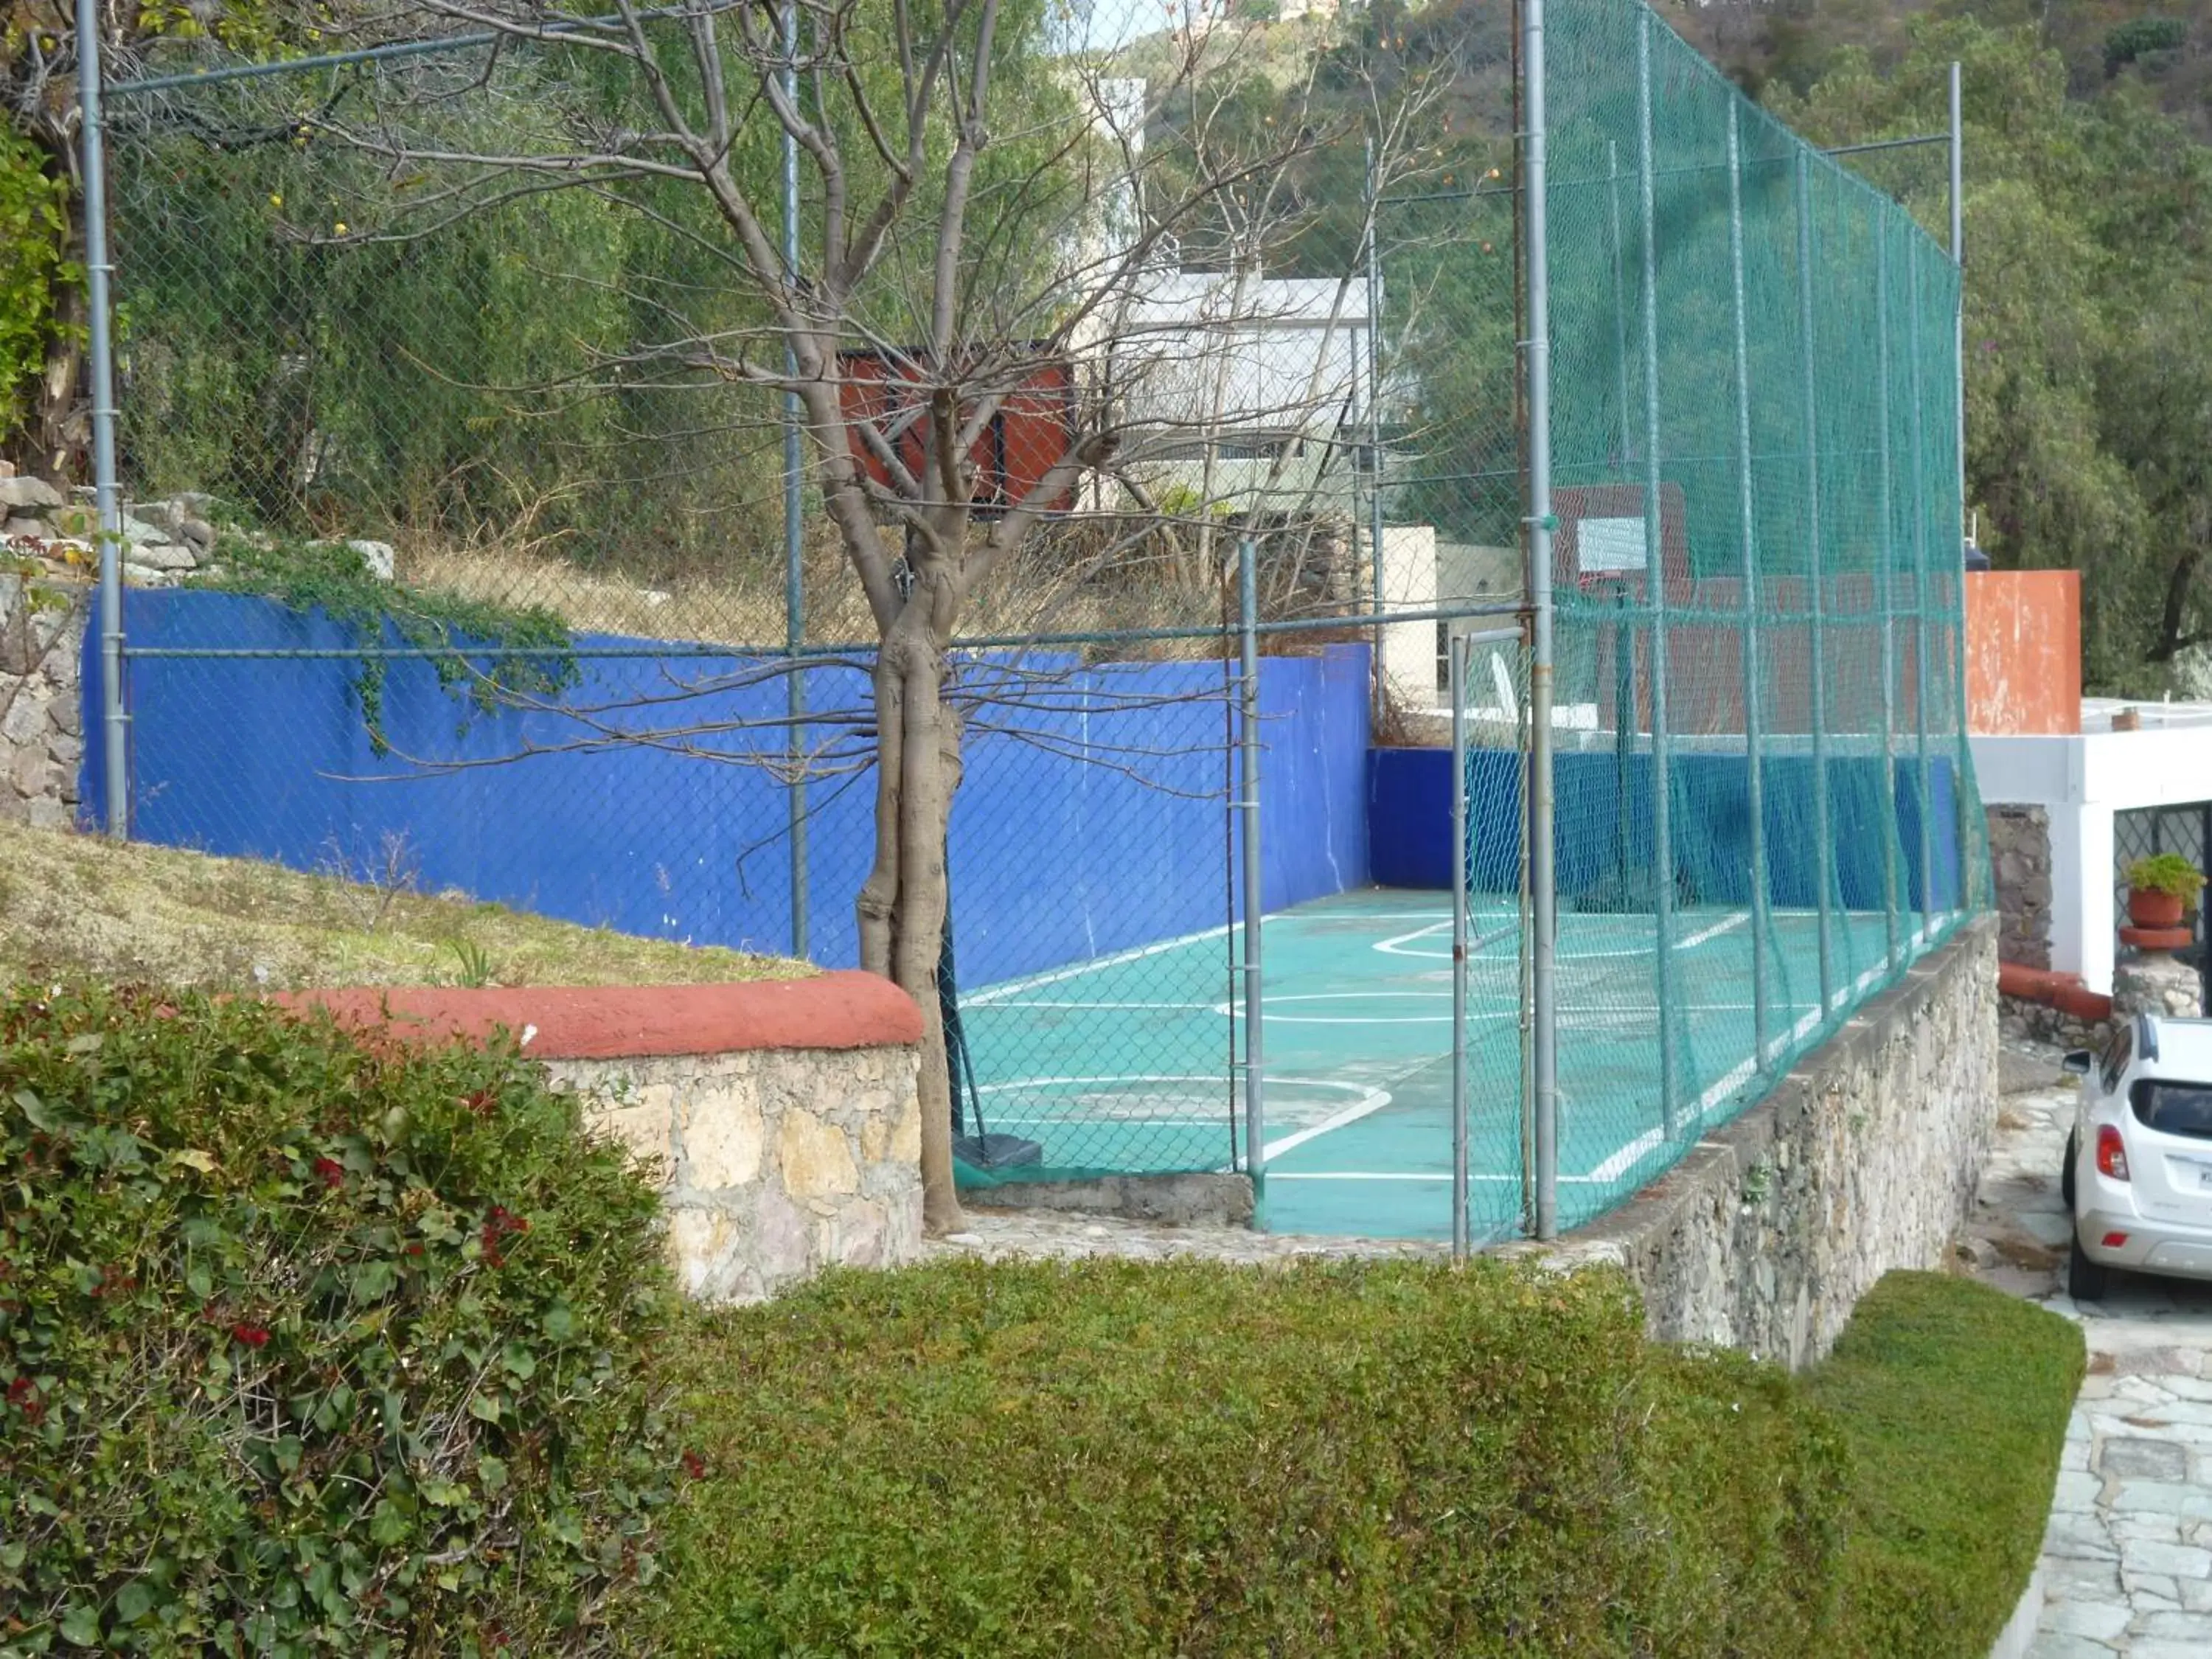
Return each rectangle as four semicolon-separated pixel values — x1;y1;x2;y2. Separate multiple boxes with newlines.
553;1043;922;1302
1989;804;2053;969
0;571;88;830
1518;915;1998;1370
281;973;925;1303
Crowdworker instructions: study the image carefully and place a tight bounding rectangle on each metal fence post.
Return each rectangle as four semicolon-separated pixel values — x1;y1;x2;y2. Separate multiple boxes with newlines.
1795;150;1835;1011
1874;215;1902;971
77;0;128;840
1637;10;1680;1136
1365;137;1387;721
1908;248;1936;935
1522;0;1559;1242
1450;630;1470;1259
1725;103;1771;1069
1239;535;1266;1223
782;0;809;958
1950;60;1975;911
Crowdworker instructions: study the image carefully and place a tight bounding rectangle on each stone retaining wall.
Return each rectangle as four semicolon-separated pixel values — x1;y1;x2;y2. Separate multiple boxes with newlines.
1989;805;2053;969
0;571;87;830
282;973;925;1301
1524;915;1998;1370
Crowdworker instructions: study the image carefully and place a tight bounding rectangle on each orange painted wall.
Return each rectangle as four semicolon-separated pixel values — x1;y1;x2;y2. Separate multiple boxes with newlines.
1966;571;2081;735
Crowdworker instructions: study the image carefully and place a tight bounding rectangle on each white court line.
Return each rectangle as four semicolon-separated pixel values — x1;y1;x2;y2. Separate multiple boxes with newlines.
1213;992;1518;1027
978;1001;1224;1012
1263;1172;1517;1183
1380;909;1753;963
1258;1082;1398;1161
966;921;1231;1006
1579;955;1893;1187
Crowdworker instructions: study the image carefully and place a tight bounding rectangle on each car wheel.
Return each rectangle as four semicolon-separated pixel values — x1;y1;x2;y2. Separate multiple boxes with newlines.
2062;1130;2078;1211
2069;1234;2110;1301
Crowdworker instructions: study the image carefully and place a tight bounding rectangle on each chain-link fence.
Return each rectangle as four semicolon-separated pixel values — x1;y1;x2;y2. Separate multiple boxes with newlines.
1534;0;1986;1228
10;0;1991;1243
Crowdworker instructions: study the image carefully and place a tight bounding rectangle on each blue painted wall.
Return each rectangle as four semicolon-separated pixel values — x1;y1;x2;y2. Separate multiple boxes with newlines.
1368;743;1966;911
86;592;1371;986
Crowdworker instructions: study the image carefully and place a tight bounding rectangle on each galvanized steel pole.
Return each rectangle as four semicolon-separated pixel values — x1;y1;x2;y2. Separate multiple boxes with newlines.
77;0;128;839
1908;253;1936;936
1522;0;1559;1241
1874;215;1903;972
1450;632;1470;1259
1795;150;1836;1012
783;1;810;957
1239;536;1266;1222
1365;137;1386;721
1725;103;1771;1070
1637;10;1680;1137
1950;60;1974;915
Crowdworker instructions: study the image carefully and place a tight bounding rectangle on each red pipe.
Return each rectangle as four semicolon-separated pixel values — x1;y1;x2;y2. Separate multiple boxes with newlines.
1998;960;2112;1023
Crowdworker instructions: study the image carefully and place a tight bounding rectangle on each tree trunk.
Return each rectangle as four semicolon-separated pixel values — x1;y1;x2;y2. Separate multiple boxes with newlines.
857;601;967;1235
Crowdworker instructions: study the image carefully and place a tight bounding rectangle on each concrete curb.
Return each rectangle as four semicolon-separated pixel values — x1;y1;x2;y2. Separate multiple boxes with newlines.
1989;1561;2046;1659
274;970;922;1058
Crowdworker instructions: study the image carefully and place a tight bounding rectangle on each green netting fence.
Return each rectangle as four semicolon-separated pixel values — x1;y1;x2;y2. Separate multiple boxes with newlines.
1523;0;1989;1229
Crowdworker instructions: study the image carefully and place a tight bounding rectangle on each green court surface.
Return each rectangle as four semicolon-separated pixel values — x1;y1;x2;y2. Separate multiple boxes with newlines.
960;887;1930;1241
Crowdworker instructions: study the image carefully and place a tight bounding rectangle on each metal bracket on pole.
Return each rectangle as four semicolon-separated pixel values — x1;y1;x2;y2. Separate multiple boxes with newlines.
1238;536;1265;1225
77;0;128;840
1522;0;1559;1242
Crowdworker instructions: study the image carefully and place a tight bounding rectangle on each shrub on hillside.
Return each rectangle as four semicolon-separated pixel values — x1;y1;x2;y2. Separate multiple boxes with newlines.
650;1257;1853;1657
0;985;677;1657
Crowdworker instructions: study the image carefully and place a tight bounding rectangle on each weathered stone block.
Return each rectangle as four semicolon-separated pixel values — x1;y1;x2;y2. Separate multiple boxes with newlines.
779;1107;860;1197
1;689;49;747
683;1082;765;1189
0;476;63;511
590;1085;675;1170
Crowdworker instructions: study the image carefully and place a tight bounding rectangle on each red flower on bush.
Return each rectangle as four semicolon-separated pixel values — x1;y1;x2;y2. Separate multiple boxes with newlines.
5;1374;42;1423
313;1157;345;1189
480;1205;531;1267
464;1088;498;1116
680;1450;706;1480
232;1323;271;1349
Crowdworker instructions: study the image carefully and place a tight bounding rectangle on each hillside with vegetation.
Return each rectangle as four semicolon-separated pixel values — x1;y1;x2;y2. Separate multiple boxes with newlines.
1680;0;2212;695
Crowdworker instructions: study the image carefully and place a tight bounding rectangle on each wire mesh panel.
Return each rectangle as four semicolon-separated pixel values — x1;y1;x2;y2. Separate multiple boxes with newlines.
1535;0;1986;1225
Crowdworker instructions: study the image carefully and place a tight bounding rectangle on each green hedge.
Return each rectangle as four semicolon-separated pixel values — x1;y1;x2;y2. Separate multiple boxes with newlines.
1808;1270;2085;1658
650;1258;1851;1657
0;986;678;1657
647;1262;2079;1659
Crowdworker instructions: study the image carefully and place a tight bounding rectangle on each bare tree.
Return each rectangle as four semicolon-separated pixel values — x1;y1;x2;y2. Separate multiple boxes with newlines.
207;0;1440;1230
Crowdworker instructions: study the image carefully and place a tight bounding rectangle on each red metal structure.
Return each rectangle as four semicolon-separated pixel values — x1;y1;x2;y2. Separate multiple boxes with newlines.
835;349;1078;512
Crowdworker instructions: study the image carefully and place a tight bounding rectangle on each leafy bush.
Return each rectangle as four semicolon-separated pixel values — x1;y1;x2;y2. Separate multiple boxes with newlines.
1807;1271;2084;1658
0;984;677;1657
0;130;71;438
2106;17;2188;76
647;1257;1851;1657
2125;849;2205;897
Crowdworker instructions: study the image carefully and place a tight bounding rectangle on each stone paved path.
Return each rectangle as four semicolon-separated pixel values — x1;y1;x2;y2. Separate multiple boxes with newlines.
1959;1047;2212;1657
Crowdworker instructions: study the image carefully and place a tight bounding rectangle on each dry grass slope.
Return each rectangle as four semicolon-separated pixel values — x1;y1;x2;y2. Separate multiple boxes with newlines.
0;821;804;991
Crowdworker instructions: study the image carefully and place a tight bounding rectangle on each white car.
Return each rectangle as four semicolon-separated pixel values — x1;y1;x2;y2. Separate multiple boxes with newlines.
2062;1013;2212;1300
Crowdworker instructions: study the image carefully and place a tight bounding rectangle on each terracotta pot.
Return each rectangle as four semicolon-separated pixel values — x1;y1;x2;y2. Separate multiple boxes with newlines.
2129;887;2186;930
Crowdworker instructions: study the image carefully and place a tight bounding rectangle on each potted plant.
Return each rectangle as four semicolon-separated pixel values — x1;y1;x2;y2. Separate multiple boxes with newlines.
2124;852;2206;930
